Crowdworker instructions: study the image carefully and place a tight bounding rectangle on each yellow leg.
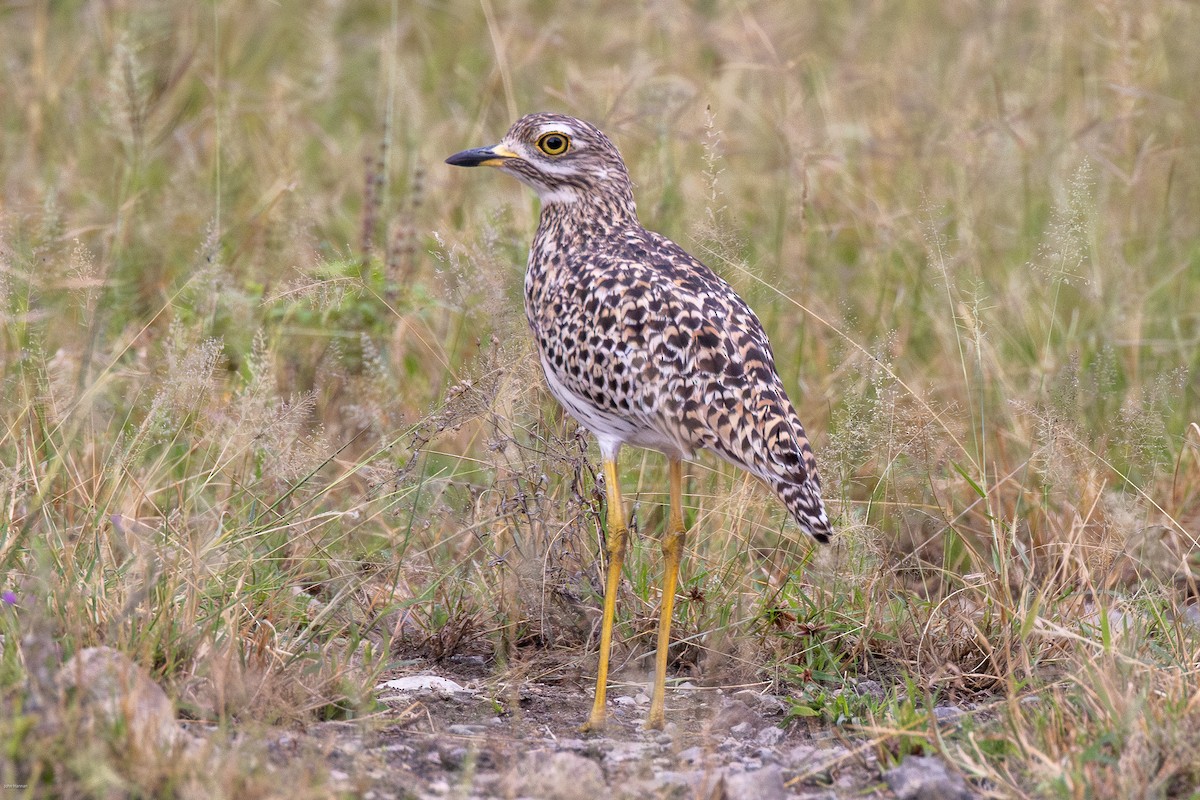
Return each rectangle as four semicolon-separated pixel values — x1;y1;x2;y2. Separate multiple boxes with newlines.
581;456;627;732
646;458;687;730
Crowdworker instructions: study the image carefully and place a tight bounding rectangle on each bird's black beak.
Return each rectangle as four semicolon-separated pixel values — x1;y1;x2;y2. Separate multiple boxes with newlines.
445;143;520;168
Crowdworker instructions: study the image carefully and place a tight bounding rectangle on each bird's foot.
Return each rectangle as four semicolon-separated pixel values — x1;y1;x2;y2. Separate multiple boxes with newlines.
579;712;606;734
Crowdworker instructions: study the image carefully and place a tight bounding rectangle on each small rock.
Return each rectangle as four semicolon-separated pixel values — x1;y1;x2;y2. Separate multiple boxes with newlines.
884;755;974;800
57;646;182;754
503;751;606;799
784;744;818;767
449;654;486;668
328;769;349;782
730;721;755;738
555;737;589;751
755;725;786;746
1080;602;1137;640
756;747;779;763
638;770;712;797
1182;603;1200;630
836;770;861;790
713;699;763;732
723;764;787;800
605;740;653;764
651;769;698;787
441;746;468;769
376;675;470;696
334;738;362;755
934;704;964;723
447;723;487;736
853;679;886;701
677;745;704;765
613;695;637;706
733;689;790;716
634;692;650;705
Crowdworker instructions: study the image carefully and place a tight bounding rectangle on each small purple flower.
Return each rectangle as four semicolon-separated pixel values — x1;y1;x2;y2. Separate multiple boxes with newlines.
1;591;16;606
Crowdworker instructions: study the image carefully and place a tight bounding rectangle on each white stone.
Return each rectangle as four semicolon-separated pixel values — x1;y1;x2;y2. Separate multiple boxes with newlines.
376;675;470;695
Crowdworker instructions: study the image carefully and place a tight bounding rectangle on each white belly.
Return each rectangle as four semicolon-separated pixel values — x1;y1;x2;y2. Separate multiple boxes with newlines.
539;356;692;461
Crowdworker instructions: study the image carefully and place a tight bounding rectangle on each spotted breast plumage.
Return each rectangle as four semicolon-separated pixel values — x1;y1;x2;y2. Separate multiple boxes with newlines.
447;113;831;732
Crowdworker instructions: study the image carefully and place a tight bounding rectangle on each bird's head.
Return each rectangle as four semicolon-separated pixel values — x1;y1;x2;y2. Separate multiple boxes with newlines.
446;113;636;215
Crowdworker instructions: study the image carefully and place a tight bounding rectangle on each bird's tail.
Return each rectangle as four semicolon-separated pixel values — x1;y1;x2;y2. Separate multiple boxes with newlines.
771;474;832;543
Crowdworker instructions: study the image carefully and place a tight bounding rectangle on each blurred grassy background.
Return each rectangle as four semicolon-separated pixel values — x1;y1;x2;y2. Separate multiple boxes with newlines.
1;0;1198;795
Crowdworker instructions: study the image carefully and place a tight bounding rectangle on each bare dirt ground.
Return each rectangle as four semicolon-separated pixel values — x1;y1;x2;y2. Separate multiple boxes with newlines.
254;655;971;800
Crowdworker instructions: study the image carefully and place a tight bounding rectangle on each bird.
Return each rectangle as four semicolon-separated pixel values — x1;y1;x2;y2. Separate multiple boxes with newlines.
446;113;831;731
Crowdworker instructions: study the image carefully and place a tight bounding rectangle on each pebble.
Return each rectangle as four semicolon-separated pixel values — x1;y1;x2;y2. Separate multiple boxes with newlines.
56;646;184;752
884;755;974;800
934;704;964;723
853;679;886;701
605;740;653;764
755;725;786;746
554;737;589;751
733;689;790;716
785;744;819;766
503;751;606;799
1182;603;1200;630
723;764;788;800
651;769;699;788
334;738;362;755
441;747;468;769
729;721;755;738
713;699;763;732
377;675;470;695
448;654;486;668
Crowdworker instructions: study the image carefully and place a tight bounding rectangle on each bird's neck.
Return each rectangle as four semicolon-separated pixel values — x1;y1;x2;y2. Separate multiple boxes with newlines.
526;192;638;311
535;189;639;243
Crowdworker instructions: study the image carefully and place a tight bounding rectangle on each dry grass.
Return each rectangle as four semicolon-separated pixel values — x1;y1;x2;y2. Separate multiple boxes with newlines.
0;0;1198;796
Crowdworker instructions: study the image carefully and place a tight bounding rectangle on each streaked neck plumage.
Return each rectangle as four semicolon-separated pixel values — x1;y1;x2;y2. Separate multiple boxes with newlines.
535;171;638;238
526;175;639;299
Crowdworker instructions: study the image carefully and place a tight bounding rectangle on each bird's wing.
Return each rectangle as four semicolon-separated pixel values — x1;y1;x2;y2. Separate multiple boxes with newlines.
614;233;817;488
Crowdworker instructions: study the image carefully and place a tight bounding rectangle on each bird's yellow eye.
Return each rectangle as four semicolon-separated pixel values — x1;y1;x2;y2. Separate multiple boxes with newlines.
536;132;570;156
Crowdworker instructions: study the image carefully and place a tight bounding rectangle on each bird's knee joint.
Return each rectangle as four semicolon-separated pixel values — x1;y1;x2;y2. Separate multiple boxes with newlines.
661;530;686;557
606;532;627;559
